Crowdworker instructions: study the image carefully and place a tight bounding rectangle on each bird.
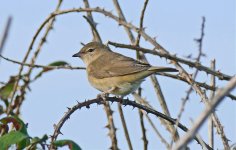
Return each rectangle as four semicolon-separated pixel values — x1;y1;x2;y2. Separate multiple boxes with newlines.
72;42;177;97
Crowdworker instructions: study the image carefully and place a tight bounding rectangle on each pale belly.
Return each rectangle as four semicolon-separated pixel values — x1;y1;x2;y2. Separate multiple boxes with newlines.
88;75;144;96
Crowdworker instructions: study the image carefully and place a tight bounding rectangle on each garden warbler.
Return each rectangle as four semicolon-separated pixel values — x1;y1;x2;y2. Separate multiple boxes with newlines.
73;42;177;96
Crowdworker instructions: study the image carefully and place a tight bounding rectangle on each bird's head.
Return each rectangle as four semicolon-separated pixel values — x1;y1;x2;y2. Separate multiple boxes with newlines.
72;42;110;66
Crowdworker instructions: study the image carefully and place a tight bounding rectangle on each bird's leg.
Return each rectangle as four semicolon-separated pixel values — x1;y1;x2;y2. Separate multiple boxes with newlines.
97;87;116;101
119;96;128;105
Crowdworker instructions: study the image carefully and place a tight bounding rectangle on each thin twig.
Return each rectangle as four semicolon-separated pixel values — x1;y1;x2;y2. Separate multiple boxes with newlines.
82;1;118;149
145;112;171;149
83;15;102;42
135;0;149;46
173;76;236;150
2;52;235;101
137;87;148;150
112;0;179;144
138;110;148;150
208;60;215;149
7;0;63;116
171;17;206;147
117;103;133;150
103;101;119;150
0;54;85;70
133;93;171;149
83;0;99;42
0;17;12;56
26;8;232;81
104;12;230;147
107;41;232;81
135;1;149;149
156;72;236;101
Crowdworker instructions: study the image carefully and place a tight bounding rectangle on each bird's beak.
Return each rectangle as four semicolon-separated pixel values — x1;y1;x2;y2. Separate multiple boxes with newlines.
72;52;81;57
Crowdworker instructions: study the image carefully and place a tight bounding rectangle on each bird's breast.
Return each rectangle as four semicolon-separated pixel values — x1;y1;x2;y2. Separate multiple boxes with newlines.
87;71;146;96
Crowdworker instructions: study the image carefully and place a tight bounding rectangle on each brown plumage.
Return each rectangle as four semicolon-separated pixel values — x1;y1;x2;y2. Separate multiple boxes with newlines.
73;42;177;96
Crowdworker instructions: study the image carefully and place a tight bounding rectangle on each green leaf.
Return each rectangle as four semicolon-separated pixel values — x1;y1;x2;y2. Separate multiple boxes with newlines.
34;61;70;80
0;131;29;150
0;116;27;133
28;134;48;150
0;76;18;101
0;116;30;149
47;61;69;67
53;139;82;150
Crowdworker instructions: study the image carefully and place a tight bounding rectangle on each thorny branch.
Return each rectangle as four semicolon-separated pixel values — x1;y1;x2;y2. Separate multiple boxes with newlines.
49;97;213;150
112;0;179;144
82;1;118;149
15;7;229;87
171;17;206;147
2;53;235;101
1;2;234;150
173;75;236;150
6;0;63;116
107;41;232;81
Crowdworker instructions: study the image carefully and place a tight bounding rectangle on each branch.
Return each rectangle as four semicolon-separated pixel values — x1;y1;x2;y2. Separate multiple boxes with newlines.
107;41;232;81
117;103;133;150
133;93;170;149
156;72;236;101
138;110;148;150
0;17;12;56
49;97;213;150
25;7;232;81
7;0;63;116
135;0;149;46
112;0;179;143
0;54;85;70
208;60;215;149
103;101;119;150
171;17;206;147
82;1;118;149
173;75;236;150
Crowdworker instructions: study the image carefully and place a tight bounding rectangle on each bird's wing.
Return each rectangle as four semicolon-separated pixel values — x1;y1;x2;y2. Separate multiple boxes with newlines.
88;52;151;79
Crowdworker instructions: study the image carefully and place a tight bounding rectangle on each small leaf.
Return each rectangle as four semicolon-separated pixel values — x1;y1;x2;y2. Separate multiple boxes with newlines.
28;134;48;150
43;61;70;72
53;139;82;150
47;61;69;66
34;61;70;80
0;76;19;101
0;116;30;149
0;131;29;150
0;116;27;133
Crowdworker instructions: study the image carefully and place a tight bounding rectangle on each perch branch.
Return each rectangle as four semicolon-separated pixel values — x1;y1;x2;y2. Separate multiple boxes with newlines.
49;97;212;150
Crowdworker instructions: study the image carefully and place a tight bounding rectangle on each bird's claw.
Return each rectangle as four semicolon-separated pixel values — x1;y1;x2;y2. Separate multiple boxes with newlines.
97;92;109;101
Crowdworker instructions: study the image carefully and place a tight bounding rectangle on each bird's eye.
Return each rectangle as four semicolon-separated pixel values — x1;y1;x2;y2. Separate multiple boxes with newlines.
88;48;95;52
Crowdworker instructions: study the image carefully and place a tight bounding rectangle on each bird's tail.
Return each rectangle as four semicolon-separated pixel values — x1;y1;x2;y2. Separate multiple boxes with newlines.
148;66;178;72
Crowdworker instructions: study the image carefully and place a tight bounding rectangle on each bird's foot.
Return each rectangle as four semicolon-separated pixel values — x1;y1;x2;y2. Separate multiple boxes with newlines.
97;92;109;101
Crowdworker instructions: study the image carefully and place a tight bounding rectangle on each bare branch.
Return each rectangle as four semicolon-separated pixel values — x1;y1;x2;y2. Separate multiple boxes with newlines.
173;76;236;150
208;60;215;149
82;1;118;149
0;54;85;70
103;101;119;150
49;96;213;150
7;0;63;116
112;0;179;143
135;0;149;46
0;17;12;56
117;103;133;150
107;41;232;81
